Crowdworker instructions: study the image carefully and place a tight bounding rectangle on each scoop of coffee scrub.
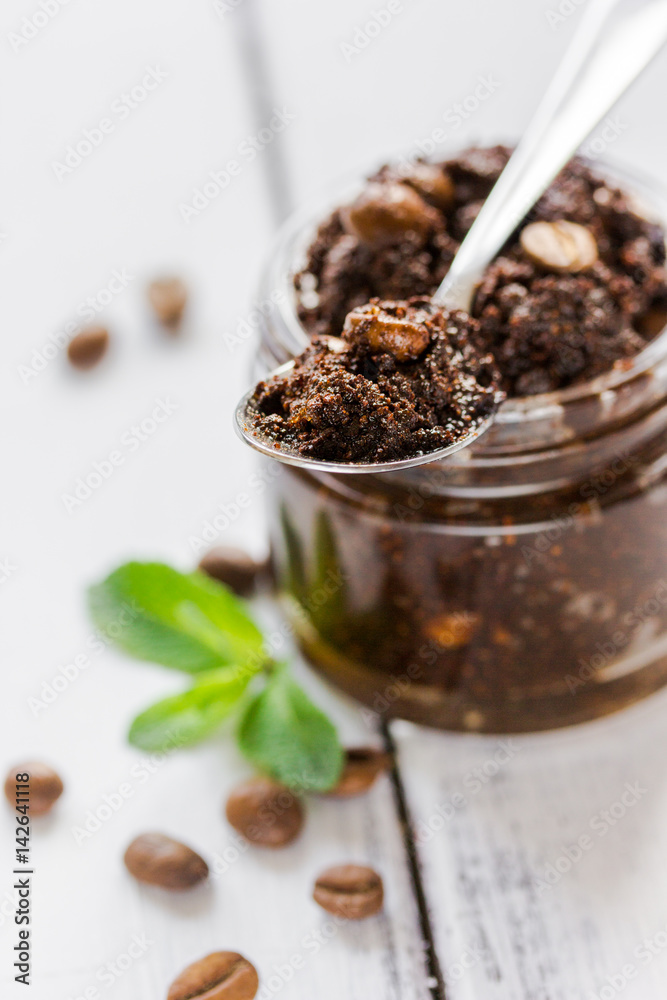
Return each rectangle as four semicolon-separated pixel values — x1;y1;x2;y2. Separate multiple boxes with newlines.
248;297;503;464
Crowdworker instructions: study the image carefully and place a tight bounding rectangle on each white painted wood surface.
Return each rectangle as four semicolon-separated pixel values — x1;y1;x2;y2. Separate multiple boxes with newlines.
3;0;667;998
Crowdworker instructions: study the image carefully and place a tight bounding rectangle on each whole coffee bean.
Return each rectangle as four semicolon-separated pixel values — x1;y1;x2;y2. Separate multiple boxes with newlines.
341;182;438;248
124;833;208;890
4;762;64;816
324;747;392;798
520;220;598;273
167;951;259;1000
225;777;304;848
148;276;188;328
198;547;267;598
397;163;455;212
343;301;431;362
313;864;384;920
67;325;109;370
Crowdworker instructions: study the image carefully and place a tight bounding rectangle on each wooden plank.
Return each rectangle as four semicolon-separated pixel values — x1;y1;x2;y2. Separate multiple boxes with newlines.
395;690;667;1000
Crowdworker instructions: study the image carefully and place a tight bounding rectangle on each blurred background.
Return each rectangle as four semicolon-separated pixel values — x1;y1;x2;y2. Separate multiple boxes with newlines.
5;0;667;589
4;1;667;997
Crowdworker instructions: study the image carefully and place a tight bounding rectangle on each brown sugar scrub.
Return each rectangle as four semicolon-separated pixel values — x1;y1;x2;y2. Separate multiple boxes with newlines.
247;298;503;463
295;147;667;396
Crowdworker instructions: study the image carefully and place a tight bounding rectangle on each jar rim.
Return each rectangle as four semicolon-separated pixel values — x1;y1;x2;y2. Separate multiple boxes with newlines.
257;151;667;458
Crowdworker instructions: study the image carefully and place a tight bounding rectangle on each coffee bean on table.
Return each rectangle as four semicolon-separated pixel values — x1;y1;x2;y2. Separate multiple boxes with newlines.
520;220;598;273
225;777;304;848
4;762;64;816
198;547;267;598
167;952;259;1000
148;277;188;328
341;182;439;248
324;747;393;798
313;864;384;920
67;326;109;370
124;832;209;890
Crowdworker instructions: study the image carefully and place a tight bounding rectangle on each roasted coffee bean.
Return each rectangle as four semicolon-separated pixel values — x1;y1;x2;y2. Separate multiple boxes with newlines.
4;762;64;816
148;277;188;328
343;300;431;361
341;182;438;248
197;547;266;598
225;777;304;848
397;163;455;212
520;220;598;273
124;833;209;890
67;325;109;370
324;747;392;797
167;951;259;1000
313;864;384;920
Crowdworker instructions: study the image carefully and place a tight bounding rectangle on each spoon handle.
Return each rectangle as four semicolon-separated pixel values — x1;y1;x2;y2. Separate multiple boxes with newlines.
434;0;667;312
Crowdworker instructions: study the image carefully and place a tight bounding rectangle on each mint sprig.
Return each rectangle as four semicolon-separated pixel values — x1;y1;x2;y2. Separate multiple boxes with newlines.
89;562;265;673
88;561;343;792
128;667;252;752
239;663;343;792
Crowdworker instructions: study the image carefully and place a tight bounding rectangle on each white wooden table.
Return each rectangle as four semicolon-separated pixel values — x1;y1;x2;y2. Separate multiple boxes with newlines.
3;1;667;997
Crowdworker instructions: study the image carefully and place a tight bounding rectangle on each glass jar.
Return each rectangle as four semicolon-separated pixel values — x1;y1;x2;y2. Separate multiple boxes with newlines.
254;162;667;733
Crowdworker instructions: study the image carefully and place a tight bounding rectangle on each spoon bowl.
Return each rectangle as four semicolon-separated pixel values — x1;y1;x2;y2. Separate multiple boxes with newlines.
234;359;495;474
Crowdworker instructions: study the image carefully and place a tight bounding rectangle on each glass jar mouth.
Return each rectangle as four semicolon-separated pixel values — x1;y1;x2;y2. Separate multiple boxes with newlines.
257;152;667;458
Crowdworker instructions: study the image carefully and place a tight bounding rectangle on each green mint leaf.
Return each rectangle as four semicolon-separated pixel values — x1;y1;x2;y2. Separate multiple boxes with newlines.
88;562;265;674
237;664;344;792
129;668;251;752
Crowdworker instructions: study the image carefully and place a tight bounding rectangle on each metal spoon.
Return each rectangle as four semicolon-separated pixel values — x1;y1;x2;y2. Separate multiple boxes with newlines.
235;0;667;474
